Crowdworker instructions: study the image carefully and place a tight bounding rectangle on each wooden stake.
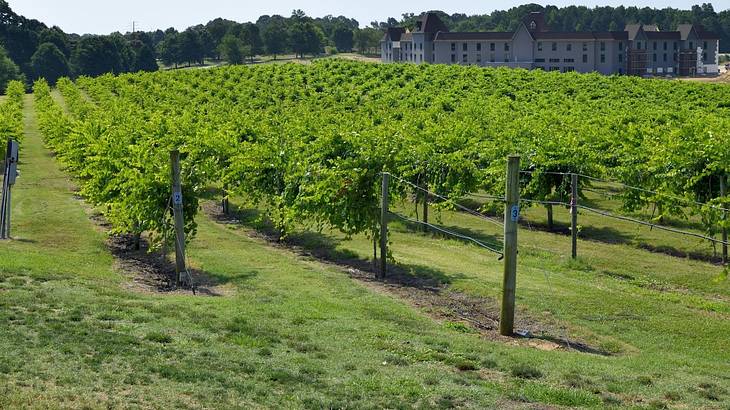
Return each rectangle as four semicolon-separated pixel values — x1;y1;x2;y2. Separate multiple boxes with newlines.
170;150;187;286
380;173;389;279
721;175;727;264
500;155;520;336
422;181;429;232
571;173;578;259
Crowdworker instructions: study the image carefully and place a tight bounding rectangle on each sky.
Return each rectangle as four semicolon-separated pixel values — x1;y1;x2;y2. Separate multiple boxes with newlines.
11;0;730;35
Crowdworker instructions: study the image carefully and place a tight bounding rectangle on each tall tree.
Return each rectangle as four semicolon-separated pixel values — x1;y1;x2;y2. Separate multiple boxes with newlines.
332;26;354;52
218;34;244;64
0;45;25;91
31;42;69;84
262;16;288;59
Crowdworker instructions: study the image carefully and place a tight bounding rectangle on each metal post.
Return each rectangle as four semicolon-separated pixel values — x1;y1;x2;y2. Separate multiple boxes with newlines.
380;173;389;279
170;150;187;286
571;173;578;259
0;156;8;240
721;175;727;264
500;155;520;336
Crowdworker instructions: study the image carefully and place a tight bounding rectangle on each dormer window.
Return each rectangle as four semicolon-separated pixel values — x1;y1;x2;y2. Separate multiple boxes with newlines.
530;21;537;30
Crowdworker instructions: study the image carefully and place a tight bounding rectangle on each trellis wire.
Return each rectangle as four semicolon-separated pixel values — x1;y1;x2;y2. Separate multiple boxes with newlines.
577;204;729;246
389;211;504;257
387;173;504;228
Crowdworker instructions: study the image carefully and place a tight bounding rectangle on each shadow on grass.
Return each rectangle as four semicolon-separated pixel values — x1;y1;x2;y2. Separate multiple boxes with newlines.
464;195;724;265
108;233;237;296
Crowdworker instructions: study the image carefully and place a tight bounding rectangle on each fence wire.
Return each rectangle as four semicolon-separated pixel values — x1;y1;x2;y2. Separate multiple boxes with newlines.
387;173;505;228
388;211;504;257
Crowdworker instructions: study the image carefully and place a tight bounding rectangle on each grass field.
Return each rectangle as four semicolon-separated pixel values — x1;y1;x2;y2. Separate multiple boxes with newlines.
0;91;728;408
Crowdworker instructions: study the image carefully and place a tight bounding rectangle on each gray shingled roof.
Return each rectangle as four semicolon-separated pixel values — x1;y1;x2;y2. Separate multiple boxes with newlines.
645;31;681;40
434;31;513;41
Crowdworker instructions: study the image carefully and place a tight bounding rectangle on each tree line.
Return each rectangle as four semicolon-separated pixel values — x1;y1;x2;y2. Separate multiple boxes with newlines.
0;0;728;92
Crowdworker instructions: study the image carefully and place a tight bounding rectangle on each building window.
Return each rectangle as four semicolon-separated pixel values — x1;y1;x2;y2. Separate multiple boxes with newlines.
463;43;468;51
663;42;667;51
582;54;588;63
451;54;456;62
505;43;510;51
636;41;642;50
567;43;572;51
552;42;557;51
549;58;560;63
653;41;657;50
618;54;623;63
703;41;708;49
563;66;575;72
600;54;605;63
477;43;482;51
583;42;588;52
550;66;560;71
653;54;657;62
476;54;481;63
504;54;511;62
663;53;667;62
535;58;545;62
490;43;495;51
618;42;623;51
689;41;694;49
451;43;456;51
564;58;574;63
420;43;423;51
530;21;537;30
537;42;542;51
462;54;468;63
600;42;606;51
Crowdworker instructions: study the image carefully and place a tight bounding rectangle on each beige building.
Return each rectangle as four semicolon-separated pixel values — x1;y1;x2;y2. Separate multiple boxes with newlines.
382;12;721;76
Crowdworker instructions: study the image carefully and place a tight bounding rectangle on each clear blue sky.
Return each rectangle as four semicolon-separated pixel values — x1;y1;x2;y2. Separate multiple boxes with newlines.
11;0;730;34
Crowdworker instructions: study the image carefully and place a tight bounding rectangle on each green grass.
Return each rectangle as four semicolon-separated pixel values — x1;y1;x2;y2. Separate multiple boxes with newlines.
1;93;728;408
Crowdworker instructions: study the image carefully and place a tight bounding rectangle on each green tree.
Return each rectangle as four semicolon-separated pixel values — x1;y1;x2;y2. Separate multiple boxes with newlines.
290;21;324;58
262;16;288;59
0;46;25;91
218;34;244;64
354;28;382;55
332;26;354;52
31;42;69;84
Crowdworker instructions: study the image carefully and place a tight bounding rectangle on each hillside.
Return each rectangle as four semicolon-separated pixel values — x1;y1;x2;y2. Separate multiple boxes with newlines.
0;60;728;408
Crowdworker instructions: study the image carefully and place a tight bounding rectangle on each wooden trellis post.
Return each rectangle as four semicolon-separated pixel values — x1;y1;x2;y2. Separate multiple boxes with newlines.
500;155;520;336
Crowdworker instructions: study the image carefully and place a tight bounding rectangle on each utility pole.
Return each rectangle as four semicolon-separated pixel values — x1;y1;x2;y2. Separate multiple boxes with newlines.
170;150;187;286
500;155;520;336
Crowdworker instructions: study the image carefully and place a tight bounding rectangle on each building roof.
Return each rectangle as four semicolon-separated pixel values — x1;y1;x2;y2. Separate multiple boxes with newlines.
382;27;405;42
416;12;449;34
594;31;629;40
677;24;695;40
401;32;413;42
625;24;642;39
694;25;720;40
434;31;513;41
533;32;599;40
644;31;681;40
